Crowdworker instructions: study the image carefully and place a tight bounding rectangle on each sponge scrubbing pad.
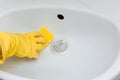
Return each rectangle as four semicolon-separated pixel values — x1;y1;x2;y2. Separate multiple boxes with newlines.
0;27;54;64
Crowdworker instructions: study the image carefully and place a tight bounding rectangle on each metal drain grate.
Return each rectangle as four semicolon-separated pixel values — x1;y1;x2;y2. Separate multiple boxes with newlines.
51;40;68;54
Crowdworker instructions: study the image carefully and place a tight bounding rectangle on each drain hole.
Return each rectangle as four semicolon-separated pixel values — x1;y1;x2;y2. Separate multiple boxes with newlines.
57;14;64;20
51;40;68;54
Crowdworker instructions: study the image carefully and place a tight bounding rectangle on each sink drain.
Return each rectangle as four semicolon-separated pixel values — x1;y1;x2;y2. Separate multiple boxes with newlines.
51;40;68;54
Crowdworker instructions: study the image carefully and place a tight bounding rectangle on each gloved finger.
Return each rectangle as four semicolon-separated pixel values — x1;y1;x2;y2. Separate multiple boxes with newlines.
25;32;42;39
36;43;43;53
31;31;43;37
34;37;47;43
28;51;38;58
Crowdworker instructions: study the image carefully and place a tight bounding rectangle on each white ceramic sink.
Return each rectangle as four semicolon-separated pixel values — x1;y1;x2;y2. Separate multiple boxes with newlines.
0;7;119;80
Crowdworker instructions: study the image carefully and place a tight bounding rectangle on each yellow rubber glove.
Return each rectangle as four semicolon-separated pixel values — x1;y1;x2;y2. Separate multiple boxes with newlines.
0;27;54;64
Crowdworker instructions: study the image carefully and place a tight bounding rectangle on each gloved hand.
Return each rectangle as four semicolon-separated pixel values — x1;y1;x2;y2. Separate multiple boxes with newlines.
0;27;54;64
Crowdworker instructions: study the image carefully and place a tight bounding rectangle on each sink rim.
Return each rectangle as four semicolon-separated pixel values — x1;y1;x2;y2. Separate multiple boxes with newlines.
0;6;119;80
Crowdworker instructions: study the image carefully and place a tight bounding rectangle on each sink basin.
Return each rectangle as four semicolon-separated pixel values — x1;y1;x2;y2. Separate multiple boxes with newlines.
0;7;119;80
